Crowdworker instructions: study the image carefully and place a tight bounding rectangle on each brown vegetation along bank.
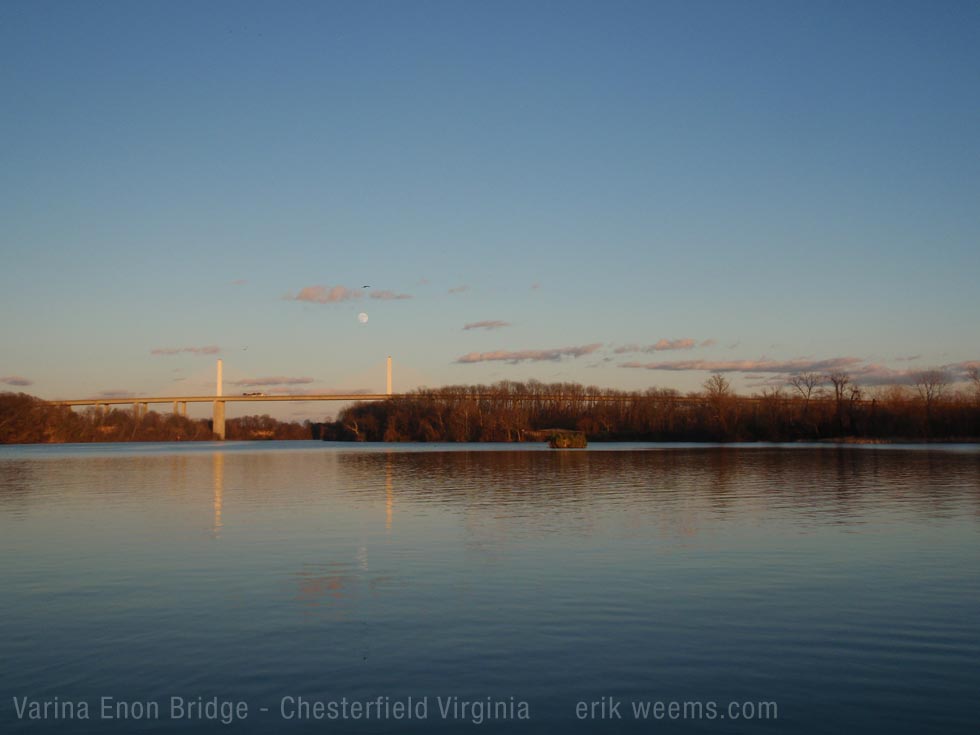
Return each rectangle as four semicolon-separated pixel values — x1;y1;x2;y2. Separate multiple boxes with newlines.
0;393;312;444
4;369;979;445
324;374;980;443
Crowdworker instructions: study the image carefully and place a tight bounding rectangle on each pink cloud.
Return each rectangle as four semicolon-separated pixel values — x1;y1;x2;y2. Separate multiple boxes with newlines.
231;377;315;387
150;346;221;356
369;290;413;300
620;356;980;388
620;357;865;374
457;343;602;364
1;375;33;387
287;285;361;304
230;279;247;286
463;320;512;331
613;338;702;354
263;386;372;396
448;285;469;294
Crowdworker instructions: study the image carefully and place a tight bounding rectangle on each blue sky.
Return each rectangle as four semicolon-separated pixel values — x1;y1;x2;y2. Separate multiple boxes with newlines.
1;1;978;419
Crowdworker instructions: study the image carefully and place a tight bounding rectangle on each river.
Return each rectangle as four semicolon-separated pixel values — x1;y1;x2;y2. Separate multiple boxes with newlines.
1;442;978;733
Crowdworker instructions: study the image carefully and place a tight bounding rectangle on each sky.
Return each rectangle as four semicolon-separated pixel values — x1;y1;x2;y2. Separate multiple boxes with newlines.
1;1;978;420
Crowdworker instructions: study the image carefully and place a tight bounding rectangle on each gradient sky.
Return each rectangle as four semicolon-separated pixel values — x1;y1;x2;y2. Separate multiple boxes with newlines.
1;1;978;420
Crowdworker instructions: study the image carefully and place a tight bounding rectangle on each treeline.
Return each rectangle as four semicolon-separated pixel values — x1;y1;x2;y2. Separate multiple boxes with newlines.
6;369;979;445
0;393;312;444
325;373;980;443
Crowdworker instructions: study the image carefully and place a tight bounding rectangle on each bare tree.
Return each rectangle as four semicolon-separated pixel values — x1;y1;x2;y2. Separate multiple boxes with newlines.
968;366;980;405
912;369;949;406
702;373;732;399
789;372;822;420
789;372;822;401
826;372;851;434
912;369;949;434
827;372;851;404
702;373;736;437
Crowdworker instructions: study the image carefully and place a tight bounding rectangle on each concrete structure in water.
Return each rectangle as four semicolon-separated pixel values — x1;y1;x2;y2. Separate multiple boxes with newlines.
213;358;226;440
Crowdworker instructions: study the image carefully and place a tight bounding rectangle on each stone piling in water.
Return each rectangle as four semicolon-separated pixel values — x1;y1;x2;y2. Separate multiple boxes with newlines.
548;431;587;448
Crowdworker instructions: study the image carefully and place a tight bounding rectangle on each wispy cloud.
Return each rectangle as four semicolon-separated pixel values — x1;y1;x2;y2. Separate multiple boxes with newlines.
463;320;512;331
231;377;315;387
264;386;372;396
150;346;221;356
369;290;412;300
1;375;33;387
620;356;974;388
97;389;137;398
448;285;469;294
530;282;540;291
230;279;247;286
614;338;701;354
895;354;921;362
286;285;361;304
457;343;602;364
620;357;865;374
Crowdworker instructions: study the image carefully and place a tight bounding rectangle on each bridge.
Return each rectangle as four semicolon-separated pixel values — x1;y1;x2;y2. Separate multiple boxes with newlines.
47;358;396;440
44;357;783;440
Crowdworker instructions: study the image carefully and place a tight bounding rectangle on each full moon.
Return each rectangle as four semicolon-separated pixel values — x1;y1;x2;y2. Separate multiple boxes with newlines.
357;312;369;324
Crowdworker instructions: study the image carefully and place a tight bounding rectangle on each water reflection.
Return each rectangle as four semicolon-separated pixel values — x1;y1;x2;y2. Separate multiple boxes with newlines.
1;444;979;734
212;452;224;538
386;453;393;531
332;447;980;526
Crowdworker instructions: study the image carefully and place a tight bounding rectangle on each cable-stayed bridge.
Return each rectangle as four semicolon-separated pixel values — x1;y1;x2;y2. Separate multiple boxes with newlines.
47;358;396;439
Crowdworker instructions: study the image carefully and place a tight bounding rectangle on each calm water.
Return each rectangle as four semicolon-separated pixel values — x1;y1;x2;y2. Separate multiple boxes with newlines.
1;442;978;734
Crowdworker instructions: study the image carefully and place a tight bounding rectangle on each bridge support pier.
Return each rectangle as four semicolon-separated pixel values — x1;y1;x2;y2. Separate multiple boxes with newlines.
173;401;179;416
213;400;226;440
180;402;187;417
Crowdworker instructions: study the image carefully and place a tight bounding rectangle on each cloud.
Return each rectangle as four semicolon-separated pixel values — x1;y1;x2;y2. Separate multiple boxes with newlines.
701;339;717;347
1;375;33;387
620;356;979;388
895;354;921;362
264;386;371;396
231;377;316;387
620;357;865;374
369;290;412;300
463;320;512;331
286;285;361;304
150;346;221;356
448;285;469;294
613;338;701;354
530;282;540;290
230;279;247;286
97;389;137;398
850;363;915;386
456;343;602;364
